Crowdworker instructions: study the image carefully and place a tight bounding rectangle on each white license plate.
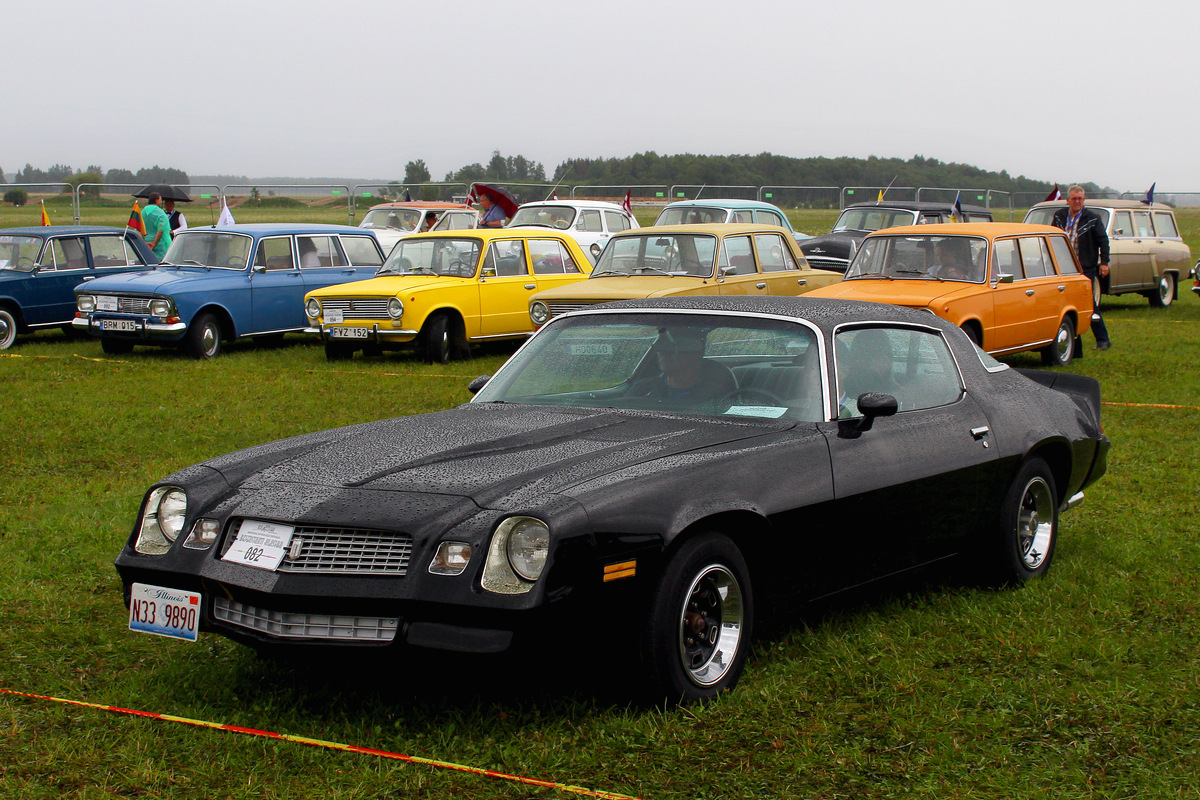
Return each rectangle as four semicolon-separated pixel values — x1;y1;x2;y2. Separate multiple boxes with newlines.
100;319;137;332
128;583;201;642
96;296;118;312
221;519;295;571
324;309;344;323
330;327;370;339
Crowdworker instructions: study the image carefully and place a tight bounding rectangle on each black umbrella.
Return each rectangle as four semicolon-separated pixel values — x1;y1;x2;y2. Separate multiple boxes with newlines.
472;183;518;218
133;184;193;202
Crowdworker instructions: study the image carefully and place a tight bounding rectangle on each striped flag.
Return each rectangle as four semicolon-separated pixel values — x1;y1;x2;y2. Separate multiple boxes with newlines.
126;201;145;234
622;189;632;216
1044;184;1062;202
40;200;51;226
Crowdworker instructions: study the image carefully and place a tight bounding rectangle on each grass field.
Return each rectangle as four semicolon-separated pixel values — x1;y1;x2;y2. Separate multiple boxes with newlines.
2;201;1200;798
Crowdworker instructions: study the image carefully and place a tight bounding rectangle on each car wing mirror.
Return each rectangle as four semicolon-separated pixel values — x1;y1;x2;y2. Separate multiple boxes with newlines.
467;375;490;394
252;264;266;274
719;265;737;276
839;392;898;437
994;273;1014;285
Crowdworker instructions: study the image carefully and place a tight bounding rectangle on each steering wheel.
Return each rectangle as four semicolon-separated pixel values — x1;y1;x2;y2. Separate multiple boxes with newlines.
224;257;244;268
720;387;785;407
17;256;36;267
446;260;471;276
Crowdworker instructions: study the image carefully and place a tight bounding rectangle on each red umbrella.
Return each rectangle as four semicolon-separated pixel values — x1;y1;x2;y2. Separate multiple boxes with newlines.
472;183;519;218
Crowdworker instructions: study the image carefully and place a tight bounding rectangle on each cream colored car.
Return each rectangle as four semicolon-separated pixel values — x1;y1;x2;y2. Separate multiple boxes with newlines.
1025;199;1191;307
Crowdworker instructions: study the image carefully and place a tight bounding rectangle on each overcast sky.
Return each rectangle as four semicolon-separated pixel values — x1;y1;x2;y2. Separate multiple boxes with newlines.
7;0;1197;192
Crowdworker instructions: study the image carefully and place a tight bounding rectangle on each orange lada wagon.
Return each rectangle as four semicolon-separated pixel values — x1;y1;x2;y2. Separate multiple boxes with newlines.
807;223;1094;365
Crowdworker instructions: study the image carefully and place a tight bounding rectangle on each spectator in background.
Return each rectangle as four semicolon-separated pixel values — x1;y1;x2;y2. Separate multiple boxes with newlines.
164;198;187;234
478;192;507;228
142;192;172;259
421;211;439;232
1051;185;1111;351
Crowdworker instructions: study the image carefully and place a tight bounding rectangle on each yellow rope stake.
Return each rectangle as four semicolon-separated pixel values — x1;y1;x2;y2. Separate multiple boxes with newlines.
0;688;641;799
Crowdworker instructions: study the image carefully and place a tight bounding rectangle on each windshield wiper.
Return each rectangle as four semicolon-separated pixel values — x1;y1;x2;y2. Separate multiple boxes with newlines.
590;269;630;278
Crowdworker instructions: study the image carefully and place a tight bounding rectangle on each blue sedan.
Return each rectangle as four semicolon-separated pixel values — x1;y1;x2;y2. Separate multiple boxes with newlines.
73;224;385;358
0;226;157;350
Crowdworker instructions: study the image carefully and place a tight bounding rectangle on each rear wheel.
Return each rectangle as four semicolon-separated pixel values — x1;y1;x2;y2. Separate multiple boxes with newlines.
100;337;134;355
1040;316;1075;366
978;457;1058;586
639;532;753;704
0;308;17;350
184;312;221;359
1148;272;1175;308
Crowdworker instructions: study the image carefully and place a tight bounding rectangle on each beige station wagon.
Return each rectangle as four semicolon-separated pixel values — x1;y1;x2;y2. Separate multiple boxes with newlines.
1025;199;1191;307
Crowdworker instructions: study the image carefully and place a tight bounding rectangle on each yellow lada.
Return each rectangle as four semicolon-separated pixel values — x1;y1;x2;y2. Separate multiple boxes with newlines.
304;228;591;362
807;223;1094;365
527;223;842;327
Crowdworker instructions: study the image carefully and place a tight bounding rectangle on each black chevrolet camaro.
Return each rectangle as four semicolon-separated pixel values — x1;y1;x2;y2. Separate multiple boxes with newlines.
116;296;1109;702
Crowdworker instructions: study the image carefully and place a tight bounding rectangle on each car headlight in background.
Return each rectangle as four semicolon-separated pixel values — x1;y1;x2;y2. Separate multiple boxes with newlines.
481;516;549;594
134;487;187;555
305;298;321;319
149;298;171;317
76;295;96;313
387;297;404;319
529;301;550;326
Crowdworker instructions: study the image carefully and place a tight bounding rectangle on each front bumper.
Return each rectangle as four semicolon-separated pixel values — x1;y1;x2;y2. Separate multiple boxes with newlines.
305;322;419;341
74;314;187;338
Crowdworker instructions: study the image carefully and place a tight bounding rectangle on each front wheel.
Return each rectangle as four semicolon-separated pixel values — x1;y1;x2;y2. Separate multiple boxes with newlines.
324;341;355;361
1040;316;1075;366
0;308;17;350
978;458;1058;586
1149;272;1175;308
184;312;222;359
640;532;753;704
423;315;451;364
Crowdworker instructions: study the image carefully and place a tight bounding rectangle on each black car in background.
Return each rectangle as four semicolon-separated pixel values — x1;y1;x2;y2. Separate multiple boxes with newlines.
800;201;994;272
115;296;1108;703
0;226;157;349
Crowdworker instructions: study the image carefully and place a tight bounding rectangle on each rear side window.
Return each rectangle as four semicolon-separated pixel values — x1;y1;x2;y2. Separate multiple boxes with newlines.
1153;212;1179;238
49;238;88;270
756;210;787;228
993;239;1023;279
340;236;383;266
529;239;581;274
298;236;347;269
1049;236;1079;274
1018;237;1050;278
719;235;755;274
255;237;294;270
834;326;963;417
577;210;603;233
1133;211;1153;237
754;233;799;272
1112;210;1134;237
604;211;631;232
90;235;144;267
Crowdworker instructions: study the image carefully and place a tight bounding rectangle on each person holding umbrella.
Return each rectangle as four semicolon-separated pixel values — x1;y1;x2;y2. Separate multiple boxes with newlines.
473;183;518;228
165;198;187;233
141;192;172;259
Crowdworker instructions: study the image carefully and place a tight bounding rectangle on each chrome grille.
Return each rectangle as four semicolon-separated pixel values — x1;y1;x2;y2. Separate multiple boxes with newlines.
803;257;848;271
229;519;412;575
213;597;398;642
547;301;597;318
320;298;389;319
96;295;153;314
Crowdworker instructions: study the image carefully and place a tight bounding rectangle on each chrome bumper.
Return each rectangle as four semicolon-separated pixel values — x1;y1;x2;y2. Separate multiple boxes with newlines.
305;323;419;338
73;316;187;334
1060;491;1085;513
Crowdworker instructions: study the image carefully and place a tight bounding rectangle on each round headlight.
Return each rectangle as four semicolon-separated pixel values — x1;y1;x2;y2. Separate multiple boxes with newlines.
305;298;321;319
156;489;188;541
529;301;550;326
149;298;171;317
590;243;602;258
387;297;404;319
76;295;96;313
506;518;550;581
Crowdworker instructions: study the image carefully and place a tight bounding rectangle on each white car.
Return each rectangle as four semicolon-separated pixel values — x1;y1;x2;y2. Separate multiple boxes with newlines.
507;200;639;261
359;202;479;254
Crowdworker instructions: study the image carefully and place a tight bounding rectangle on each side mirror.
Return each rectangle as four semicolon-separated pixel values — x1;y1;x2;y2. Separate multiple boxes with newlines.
994;273;1014;285
252;264;266;274
840;392;898;436
719;265;737;276
467;375;490;394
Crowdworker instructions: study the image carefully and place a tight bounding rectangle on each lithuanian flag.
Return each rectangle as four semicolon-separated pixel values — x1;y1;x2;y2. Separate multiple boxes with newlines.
127;201;145;235
40;200;50;226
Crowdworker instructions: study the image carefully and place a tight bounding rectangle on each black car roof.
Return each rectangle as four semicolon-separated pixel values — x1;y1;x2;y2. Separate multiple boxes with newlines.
843;201;991;214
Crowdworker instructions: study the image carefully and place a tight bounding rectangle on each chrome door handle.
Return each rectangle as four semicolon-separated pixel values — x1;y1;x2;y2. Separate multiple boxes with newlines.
756;282;767;289
970;426;990;439
525;283;536;290
1025;289;1035;296
797;278;807;285
1057;285;1066;292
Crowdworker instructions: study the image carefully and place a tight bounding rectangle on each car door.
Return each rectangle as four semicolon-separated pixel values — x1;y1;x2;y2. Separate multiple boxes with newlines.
297;235;368;293
751;232;820;297
28;236;91;325
477;239;537;336
989;238;1040;352
1124;210;1156;290
817;325;999;586
250;236;307;333
528;237;586;296
716;235;764;296
1014;235;1065;345
1149;211;1190;280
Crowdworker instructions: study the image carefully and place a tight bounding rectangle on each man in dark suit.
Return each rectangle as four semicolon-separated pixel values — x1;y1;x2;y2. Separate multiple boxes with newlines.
1051;185;1111;350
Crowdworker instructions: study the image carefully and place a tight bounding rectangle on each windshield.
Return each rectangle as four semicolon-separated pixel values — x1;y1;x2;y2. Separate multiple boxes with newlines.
592;234;718;278
162;232;252;269
1024;206;1111;228
474;311;824;421
509;205;577;230
379;237;482;276
653;206;729;225
361;208;421;231
845;235;988;282
833;208;919;232
0;235;45;271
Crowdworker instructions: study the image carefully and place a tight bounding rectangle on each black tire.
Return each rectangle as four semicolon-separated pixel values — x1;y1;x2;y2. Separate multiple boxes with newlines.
1148;272;1175;308
979;457;1058;586
184;312;222;359
639;532;753;704
100;337;134;355
1040;316;1075;366
959;324;981;347
0;307;17;350
324;341;355;361
423;315;451;364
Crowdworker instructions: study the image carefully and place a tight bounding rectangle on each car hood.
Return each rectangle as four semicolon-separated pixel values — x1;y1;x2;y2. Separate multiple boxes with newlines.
307;274;470;298
534;275;716;302
800;233;863;257
83;266;234;294
809;278;978;305
200;403;790;514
